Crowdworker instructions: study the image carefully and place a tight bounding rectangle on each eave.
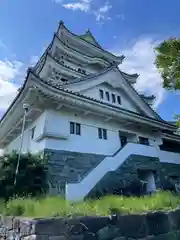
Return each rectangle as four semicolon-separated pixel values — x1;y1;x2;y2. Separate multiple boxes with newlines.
53;34;110;67
38;52;85;80
57;21;125;65
120;70;139;84
34;33;110;75
31;71;178;131
140;95;156;106
162;133;180;143
0;70;178;147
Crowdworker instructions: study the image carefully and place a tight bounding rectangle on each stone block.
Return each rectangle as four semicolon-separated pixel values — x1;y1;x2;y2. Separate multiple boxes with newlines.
169;208;180;230
82;232;97;240
69;222;88;235
117;214;147;238
147;230;180;240
23;235;49;240
49;236;68;240
97;225;121;240
0;216;14;230
68;235;84;240
146;211;170;236
79;216;109;233
33;218;69;236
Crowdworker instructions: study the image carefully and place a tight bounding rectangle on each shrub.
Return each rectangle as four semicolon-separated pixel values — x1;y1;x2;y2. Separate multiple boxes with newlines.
0;151;47;200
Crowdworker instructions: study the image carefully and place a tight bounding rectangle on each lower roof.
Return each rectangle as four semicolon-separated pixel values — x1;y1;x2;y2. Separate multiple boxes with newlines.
0;69;178;133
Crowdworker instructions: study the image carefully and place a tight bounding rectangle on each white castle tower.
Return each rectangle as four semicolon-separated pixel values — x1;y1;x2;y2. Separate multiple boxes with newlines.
0;21;180;200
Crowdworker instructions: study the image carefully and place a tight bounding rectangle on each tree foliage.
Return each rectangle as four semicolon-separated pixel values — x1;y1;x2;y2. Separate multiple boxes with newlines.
155;38;180;90
0;152;47;200
175;114;180;128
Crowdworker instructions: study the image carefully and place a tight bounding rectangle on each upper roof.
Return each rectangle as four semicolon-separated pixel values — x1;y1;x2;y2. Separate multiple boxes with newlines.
57;21;125;65
79;29;102;48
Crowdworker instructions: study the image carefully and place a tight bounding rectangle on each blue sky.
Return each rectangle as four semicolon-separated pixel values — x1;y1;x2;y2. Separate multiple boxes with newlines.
0;0;179;120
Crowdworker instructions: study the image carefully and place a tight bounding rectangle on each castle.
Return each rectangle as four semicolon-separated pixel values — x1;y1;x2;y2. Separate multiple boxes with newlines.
0;22;180;200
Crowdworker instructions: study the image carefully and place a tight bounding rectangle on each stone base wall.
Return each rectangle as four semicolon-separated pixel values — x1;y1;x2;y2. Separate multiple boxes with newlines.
44;149;105;196
44;149;180;198
1;208;180;239
88;155;180;198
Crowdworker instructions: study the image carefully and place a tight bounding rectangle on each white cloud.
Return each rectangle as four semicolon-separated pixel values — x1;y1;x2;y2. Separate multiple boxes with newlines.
94;2;112;21
55;0;113;22
62;0;91;12
114;38;165;108
99;2;112;13
0;59;26;111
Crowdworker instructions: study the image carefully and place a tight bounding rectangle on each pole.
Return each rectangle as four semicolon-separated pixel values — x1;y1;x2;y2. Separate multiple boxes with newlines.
14;108;28;185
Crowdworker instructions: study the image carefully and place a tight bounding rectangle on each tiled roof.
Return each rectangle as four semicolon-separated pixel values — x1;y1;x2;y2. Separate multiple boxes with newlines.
54;64;162;121
0;68;177;131
33;71;177;128
79;29;102;49
57;21;124;61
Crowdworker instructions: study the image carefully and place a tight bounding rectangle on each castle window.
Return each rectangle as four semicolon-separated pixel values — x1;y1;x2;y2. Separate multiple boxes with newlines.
99;89;104;99
61;78;68;82
103;129;107;140
112;94;116;103
31;127;35;139
98;128;102;139
70;122;81;135
105;92;110;101
139;137;149;146
117;96;121;105
98;128;107;140
76;123;81;135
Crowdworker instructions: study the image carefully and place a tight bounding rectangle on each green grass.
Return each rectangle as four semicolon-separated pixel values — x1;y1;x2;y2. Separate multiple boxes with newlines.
0;191;180;218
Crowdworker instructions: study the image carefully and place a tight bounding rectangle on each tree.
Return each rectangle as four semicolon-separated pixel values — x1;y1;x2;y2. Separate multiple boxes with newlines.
155;38;180;127
155;38;180;90
0;152;47;200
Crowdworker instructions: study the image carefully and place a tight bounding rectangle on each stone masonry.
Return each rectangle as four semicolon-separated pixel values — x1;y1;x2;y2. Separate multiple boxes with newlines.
44;149;105;195
45;150;180;198
88;154;180;198
1;208;180;239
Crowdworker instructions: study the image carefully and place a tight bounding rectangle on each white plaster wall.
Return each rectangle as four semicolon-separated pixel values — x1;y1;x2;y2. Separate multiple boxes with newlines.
44;109;162;155
159;150;180;164
4;108;164;156
81;83;140;113
45;109;121;155
5;112;47;154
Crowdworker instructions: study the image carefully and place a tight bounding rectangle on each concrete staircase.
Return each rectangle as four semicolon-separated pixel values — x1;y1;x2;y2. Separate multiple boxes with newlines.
66;143;158;201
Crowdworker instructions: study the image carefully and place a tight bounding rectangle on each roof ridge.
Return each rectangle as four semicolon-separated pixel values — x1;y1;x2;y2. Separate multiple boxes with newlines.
57;21;124;61
79;29;102;49
120;70;139;78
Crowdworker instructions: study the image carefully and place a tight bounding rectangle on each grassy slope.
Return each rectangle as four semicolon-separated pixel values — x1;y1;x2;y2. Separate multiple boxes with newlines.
0;192;180;217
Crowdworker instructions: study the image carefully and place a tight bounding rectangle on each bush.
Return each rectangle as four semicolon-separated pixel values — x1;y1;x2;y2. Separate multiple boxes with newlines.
0;152;47;200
